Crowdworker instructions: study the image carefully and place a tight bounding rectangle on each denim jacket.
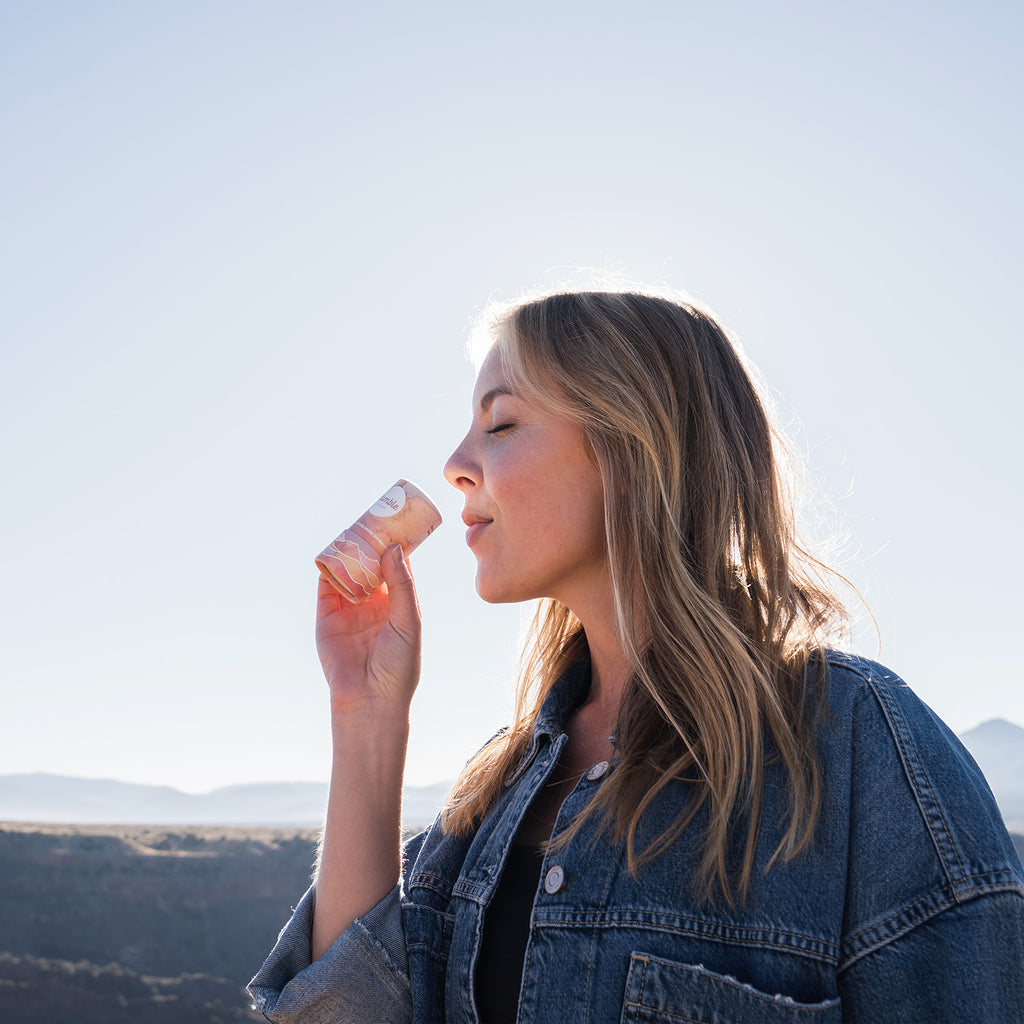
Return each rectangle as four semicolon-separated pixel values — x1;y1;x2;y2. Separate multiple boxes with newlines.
249;652;1024;1023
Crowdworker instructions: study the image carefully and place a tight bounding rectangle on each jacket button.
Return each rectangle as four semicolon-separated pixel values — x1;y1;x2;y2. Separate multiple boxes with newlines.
543;865;565;894
586;760;610;781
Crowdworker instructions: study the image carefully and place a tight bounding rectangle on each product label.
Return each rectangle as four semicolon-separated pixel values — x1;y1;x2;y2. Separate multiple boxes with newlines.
370;484;407;518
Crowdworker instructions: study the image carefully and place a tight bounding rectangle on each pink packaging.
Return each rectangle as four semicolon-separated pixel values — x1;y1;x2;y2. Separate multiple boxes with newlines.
315;479;442;603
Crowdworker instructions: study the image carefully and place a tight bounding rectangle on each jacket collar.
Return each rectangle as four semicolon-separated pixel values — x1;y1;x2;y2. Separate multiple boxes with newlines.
533;655;592;740
502;657;591;791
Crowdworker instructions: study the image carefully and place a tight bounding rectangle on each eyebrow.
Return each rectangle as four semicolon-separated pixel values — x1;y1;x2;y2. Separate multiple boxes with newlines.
479;385;515;413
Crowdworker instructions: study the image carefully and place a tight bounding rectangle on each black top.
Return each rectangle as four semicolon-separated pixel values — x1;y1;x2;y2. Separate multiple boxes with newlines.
474;843;545;1024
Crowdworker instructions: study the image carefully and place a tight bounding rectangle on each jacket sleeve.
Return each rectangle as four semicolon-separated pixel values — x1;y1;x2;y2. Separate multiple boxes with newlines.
833;655;1024;1021
246;883;412;1024
837;889;1024;1022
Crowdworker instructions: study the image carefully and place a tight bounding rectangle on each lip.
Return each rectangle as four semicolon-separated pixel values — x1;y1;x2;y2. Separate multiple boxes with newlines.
462;511;493;548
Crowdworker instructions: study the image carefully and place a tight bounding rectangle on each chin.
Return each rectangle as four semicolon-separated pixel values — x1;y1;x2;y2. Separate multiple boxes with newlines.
475;581;512;604
474;569;531;605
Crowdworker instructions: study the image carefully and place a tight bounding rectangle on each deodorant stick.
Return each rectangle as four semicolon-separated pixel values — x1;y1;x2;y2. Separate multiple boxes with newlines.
315;479;443;603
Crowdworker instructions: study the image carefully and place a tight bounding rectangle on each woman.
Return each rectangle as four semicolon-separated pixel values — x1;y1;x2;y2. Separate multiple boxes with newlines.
249;289;1024;1023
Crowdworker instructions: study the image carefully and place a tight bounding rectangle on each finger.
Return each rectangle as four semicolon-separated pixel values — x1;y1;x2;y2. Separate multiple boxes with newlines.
317;572;347;616
379;545;420;640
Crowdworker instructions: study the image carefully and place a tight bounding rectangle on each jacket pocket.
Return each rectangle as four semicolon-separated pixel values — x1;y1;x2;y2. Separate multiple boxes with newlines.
619;952;841;1024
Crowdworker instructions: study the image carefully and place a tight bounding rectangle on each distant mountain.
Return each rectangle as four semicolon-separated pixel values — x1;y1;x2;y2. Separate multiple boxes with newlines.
0;774;449;829
960;718;1024;775
1;718;1020;830
959;718;1024;826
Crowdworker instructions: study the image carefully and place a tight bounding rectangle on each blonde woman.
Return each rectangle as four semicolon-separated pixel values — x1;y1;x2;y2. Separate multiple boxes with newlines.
250;290;1024;1023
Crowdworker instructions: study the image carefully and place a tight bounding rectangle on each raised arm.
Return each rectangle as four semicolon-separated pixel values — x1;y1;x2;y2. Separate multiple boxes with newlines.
311;545;421;961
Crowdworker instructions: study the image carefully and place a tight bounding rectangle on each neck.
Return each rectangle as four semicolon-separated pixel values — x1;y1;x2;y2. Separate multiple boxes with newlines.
560;634;626;771
564;587;632;758
584;630;630;714
553;560;644;763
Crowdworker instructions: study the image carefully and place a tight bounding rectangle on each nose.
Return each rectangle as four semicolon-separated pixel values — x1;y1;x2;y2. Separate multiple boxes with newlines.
443;434;479;492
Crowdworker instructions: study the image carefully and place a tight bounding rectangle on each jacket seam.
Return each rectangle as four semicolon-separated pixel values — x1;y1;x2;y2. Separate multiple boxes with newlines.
532;907;838;951
838;881;1024;972
409;873;454;901
531;912;840;964
865;674;970;891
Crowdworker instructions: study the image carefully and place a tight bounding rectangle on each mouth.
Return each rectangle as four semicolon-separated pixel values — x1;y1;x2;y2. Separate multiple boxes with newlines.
462;511;493;548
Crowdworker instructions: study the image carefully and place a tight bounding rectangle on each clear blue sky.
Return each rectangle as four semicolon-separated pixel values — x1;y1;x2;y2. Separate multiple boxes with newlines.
2;1;1021;792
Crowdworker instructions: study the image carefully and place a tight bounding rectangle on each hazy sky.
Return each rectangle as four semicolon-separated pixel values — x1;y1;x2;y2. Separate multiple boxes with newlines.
3;1;1021;793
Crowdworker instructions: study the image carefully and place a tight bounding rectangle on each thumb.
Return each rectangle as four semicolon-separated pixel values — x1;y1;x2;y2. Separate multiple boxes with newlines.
380;545;420;640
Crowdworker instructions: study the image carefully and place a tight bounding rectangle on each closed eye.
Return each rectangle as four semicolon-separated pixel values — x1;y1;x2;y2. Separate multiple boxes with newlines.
486;423;514;435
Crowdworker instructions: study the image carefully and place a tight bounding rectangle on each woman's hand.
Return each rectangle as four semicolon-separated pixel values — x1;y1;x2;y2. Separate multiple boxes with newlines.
311;545;419;960
315;545;422;717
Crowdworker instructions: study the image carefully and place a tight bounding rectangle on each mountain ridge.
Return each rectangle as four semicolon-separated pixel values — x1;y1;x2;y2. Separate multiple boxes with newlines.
3;717;1021;829
0;773;448;828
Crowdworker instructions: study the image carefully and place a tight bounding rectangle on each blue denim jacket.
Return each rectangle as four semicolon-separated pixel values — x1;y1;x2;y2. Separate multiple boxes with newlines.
249;652;1024;1023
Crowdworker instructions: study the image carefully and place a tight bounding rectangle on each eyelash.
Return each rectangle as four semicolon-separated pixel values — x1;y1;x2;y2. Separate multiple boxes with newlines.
486;423;514;435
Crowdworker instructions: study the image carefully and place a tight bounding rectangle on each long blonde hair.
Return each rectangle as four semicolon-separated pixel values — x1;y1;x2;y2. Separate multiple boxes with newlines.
441;288;848;905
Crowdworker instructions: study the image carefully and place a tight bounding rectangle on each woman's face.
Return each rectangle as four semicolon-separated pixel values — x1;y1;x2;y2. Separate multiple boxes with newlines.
444;346;608;609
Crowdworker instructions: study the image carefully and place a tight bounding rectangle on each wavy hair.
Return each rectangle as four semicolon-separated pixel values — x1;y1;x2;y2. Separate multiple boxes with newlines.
441;289;849;905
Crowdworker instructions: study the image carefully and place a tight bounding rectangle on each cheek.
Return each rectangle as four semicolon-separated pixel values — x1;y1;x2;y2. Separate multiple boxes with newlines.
568;500;608;561
531;491;605;559
553;458;606;535
488;451;538;511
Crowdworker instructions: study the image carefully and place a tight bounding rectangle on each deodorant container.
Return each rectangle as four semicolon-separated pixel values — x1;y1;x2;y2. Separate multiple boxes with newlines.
315;479;443;603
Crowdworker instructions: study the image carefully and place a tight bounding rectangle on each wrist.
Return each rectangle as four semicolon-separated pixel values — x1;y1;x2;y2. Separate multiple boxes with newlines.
329;694;411;728
325;689;411;806
329;705;410;770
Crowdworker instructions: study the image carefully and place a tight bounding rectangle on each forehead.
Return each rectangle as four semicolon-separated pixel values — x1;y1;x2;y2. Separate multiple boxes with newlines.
471;346;514;406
